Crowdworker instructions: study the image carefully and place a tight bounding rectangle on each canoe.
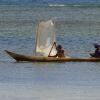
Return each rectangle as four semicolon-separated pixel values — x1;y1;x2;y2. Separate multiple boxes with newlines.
5;50;100;62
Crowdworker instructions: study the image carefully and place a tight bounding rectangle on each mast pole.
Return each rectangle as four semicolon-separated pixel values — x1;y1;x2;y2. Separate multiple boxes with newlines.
34;21;39;56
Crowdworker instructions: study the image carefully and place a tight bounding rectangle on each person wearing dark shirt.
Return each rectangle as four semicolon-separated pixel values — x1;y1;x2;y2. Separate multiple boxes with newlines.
90;43;100;58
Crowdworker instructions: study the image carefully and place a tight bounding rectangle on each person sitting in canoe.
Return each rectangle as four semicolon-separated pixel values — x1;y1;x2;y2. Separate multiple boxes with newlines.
48;42;65;58
90;43;100;58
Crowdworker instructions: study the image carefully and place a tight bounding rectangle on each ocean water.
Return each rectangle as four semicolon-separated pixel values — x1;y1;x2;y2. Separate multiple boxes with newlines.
0;5;100;100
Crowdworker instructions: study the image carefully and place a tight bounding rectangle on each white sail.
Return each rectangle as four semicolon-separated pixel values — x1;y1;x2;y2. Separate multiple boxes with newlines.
35;20;57;56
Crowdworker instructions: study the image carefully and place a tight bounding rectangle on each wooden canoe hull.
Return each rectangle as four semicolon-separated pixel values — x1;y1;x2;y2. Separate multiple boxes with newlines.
5;50;100;62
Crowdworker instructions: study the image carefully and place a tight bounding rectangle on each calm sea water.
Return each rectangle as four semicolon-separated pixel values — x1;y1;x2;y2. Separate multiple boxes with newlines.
0;5;100;100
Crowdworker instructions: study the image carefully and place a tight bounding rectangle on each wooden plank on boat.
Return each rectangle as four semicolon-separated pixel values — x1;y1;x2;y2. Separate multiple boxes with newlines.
5;50;100;62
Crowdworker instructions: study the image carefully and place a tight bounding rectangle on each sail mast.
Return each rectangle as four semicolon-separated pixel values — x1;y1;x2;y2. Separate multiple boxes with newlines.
34;21;39;56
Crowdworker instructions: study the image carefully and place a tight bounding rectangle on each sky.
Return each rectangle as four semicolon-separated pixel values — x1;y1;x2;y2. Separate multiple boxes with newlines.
0;0;99;5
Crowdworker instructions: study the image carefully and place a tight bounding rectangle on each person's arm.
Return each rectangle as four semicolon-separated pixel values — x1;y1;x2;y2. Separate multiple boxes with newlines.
95;49;98;54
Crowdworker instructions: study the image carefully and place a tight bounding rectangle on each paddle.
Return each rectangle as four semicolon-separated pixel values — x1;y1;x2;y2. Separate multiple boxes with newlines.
48;42;56;57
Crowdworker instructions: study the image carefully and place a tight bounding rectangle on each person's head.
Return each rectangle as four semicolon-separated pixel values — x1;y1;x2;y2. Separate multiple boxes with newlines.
93;43;100;48
57;45;62;50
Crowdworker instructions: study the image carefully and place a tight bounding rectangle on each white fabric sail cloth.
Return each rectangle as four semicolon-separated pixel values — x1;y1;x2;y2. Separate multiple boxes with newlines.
35;20;57;56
